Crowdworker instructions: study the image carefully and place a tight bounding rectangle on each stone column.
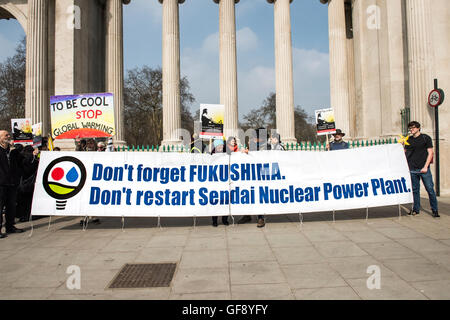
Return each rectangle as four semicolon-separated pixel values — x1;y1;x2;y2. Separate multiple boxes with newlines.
406;0;435;131
214;0;239;139
328;0;350;135
385;0;406;136
159;0;185;146
267;0;296;144
106;0;128;145
25;0;48;135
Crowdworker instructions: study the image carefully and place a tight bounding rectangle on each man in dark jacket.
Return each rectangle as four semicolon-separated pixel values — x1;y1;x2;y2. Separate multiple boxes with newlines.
0;130;25;236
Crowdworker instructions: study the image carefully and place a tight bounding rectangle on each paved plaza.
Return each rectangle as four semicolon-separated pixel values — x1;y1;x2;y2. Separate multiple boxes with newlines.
0;197;450;300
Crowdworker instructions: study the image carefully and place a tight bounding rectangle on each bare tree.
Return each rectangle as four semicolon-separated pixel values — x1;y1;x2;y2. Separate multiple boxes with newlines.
123;66;195;146
241;92;321;143
0;38;26;130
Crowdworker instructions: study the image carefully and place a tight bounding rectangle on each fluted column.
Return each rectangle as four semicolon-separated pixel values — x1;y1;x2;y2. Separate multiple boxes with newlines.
106;0;128;145
25;0;48;135
406;0;435;131
214;0;239;139
160;0;185;146
267;0;296;143
328;0;350;135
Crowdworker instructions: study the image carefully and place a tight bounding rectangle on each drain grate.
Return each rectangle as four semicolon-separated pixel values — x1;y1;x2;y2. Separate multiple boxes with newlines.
108;263;177;289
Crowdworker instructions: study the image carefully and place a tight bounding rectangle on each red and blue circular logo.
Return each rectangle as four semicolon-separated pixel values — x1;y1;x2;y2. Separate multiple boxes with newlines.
43;157;86;200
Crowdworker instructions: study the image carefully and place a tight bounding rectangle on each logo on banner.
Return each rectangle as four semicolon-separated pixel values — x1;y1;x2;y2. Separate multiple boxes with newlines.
43;157;87;210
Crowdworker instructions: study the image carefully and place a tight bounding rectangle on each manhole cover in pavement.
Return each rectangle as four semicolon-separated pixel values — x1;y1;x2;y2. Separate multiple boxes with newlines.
108;263;177;289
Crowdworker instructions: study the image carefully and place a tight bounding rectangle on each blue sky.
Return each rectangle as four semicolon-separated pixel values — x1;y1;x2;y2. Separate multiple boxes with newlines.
0;0;330;121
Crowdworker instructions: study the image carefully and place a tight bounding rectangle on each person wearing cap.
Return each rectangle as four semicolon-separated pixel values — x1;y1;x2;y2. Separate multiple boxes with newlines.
327;129;349;151
97;141;106;152
404;121;439;218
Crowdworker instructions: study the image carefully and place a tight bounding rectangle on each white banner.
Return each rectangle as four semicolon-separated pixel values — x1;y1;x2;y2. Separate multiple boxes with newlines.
31;144;413;217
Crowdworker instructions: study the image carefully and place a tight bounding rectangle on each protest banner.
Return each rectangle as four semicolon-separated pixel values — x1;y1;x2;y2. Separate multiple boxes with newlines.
31;144;413;217
11;118;33;145
315;108;336;135
32;122;42;148
50;93;115;139
199;104;224;139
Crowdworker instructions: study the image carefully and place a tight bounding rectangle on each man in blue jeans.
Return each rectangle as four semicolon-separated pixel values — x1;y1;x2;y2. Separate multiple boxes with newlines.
404;121;439;218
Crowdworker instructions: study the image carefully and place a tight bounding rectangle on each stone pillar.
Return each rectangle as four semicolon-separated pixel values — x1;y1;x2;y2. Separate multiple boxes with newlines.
384;0;406;136
25;0;48;135
214;0;239;139
328;0;350;135
406;0;435;131
159;0;185;146
106;0;127;145
267;0;296;144
347;36;356;139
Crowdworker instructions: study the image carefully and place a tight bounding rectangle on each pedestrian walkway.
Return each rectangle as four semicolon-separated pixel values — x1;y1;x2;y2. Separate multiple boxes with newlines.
0;197;449;300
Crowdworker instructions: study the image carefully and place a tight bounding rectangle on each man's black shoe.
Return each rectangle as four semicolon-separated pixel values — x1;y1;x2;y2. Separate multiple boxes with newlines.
6;226;24;234
237;215;252;224
0;233;7;239
408;210;419;216
432;211;440;218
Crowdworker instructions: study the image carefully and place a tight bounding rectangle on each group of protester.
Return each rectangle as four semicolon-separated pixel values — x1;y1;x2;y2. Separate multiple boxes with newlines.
75;136;114;227
0;130;42;238
1;120;439;237
192;121;440;227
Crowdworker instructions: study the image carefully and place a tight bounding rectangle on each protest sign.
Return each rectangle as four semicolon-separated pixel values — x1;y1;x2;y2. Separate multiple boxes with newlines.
31;144;413;217
50;93;115;139
199;104;224;139
32;122;42;148
315;108;336;135
11;118;33;145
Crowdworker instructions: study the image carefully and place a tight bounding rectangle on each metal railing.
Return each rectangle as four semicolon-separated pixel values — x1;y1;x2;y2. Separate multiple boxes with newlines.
116;138;399;153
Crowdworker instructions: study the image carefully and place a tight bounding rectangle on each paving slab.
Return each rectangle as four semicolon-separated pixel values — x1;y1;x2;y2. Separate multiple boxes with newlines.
347;276;428;300
230;261;286;285
410;280;450;299
1;197;450;300
281;263;347;289
358;242;421;261
228;246;276;263
382;257;450;282
179;249;228;269
313;241;368;258
341;230;393;243
231;283;294;300
294;286;361;300
327;256;396;279
134;247;183;264
171;267;229;294
265;232;311;247
272;246;326;265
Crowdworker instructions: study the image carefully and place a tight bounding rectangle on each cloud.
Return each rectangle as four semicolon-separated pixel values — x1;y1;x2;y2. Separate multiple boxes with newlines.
237;27;259;52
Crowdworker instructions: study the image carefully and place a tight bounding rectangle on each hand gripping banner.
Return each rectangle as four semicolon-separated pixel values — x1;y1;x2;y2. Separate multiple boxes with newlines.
31;144;413;217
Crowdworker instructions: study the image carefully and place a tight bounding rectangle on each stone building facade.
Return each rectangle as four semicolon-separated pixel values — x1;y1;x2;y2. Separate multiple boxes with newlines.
1;0;449;193
323;0;449;194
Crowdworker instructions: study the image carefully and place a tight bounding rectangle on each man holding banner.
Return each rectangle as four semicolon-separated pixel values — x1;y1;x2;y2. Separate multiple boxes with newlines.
0;130;25;236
